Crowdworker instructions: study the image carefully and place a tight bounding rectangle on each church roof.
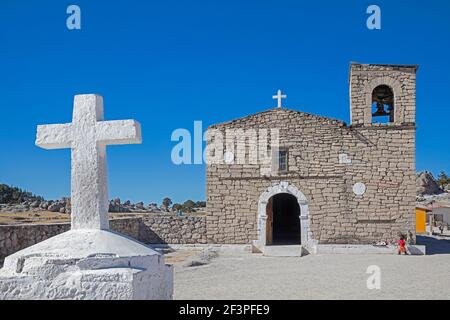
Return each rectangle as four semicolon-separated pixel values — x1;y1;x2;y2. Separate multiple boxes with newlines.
209;107;347;129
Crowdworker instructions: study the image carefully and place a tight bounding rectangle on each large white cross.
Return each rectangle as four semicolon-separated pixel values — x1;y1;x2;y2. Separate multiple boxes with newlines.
35;94;142;230
272;89;287;109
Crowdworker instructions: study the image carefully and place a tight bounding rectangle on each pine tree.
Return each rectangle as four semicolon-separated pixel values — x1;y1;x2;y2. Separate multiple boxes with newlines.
437;171;449;188
162;197;172;210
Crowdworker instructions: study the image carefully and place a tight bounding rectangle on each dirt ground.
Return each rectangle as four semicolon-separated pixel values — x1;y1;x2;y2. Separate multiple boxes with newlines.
171;236;450;300
0;211;70;225
165;249;204;267
0;211;206;225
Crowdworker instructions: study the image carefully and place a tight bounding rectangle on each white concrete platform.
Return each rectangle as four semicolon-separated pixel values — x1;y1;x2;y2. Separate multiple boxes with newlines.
158;242;427;256
151;243;253;253
0;230;173;300
263;245;304;257
312;244;426;255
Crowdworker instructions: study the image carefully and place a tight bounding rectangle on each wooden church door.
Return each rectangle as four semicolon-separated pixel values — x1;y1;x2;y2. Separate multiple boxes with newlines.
266;197;273;245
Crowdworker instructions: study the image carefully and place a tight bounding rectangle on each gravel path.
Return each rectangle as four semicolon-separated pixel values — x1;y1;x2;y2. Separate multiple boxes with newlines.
174;252;450;299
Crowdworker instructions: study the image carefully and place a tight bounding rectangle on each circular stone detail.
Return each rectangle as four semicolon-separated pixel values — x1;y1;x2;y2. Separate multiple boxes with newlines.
353;182;366;196
224;151;234;164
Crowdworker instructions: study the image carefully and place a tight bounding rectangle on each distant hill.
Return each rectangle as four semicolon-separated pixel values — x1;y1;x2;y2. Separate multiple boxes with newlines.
0;184;44;204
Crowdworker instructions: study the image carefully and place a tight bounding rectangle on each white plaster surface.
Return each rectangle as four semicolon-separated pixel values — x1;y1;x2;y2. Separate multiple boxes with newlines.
338;153;352;164
224;151;234;164
151;244;253;253
272;89;287;108
0;94;173;300
263;245;304;257
0;230;173;300
353;182;366;196
36;94;141;230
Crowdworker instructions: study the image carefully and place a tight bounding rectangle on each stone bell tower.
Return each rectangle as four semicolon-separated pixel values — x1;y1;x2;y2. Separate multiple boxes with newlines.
347;63;418;243
349;63;418;126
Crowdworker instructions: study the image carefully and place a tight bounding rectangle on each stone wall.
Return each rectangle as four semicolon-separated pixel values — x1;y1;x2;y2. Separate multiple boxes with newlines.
206;63;417;245
207;111;353;244
138;215;207;244
0;218;139;265
0;223;70;265
0;215;207;265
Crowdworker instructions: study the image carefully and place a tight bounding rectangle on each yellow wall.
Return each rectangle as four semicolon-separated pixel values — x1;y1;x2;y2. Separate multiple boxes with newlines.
416;209;427;234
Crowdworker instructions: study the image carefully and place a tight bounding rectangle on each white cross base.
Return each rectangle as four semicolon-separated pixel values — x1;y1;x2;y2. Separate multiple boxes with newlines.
36;94;142;230
0;98;173;301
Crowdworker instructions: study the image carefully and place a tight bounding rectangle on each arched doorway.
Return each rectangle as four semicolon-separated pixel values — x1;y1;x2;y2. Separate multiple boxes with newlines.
257;181;312;249
266;193;300;245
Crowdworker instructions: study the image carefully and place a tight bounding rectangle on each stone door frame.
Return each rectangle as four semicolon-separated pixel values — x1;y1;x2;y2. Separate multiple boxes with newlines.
257;181;312;247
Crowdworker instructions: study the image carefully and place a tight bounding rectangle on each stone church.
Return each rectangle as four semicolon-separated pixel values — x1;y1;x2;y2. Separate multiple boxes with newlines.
206;63;417;251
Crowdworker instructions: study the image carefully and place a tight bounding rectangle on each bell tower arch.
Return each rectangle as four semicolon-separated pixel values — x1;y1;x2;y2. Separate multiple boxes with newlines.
349;63;418;126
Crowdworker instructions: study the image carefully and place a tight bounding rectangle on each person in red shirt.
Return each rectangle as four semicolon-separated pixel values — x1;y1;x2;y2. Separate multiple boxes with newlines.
398;235;408;255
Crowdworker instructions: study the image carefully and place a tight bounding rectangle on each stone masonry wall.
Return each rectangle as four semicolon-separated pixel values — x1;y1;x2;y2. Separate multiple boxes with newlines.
138;215;207;244
206;110;352;244
341;126;416;243
0;218;139;265
345;63;416;242
0;215;207;265
0;223;70;265
349;63;417;126
206;63;417;245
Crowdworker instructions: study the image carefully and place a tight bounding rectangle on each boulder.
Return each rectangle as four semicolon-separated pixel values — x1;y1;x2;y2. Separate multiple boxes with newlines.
416;171;443;196
48;202;63;212
135;202;145;210
39;201;49;210
30;200;41;208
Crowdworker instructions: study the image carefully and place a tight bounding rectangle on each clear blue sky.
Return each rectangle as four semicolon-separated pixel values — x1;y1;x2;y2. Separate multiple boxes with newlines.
0;0;449;204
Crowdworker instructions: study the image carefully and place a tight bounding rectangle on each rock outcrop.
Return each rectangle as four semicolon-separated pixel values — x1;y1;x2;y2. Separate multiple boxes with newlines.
0;198;71;214
108;198;163;213
0;198;166;214
416;171;443;196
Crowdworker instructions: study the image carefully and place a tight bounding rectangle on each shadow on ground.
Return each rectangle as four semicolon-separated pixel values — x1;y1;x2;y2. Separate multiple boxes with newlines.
417;235;450;255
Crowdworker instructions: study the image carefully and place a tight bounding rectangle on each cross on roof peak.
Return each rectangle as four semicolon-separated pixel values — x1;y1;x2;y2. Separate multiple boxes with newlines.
272;90;287;108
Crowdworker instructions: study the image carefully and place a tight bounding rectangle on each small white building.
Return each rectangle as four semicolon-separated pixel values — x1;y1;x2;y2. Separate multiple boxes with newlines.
431;203;450;226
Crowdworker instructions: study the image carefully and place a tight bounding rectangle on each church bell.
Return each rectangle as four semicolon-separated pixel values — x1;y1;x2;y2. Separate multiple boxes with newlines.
372;100;391;117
